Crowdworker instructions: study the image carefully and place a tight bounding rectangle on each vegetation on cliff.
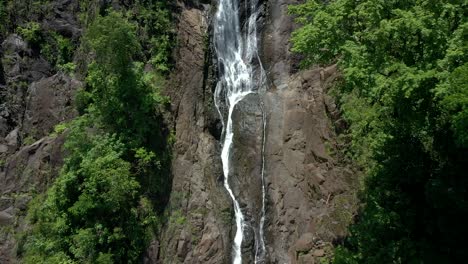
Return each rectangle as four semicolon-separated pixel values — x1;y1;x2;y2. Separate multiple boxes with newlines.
291;0;467;263
17;2;173;263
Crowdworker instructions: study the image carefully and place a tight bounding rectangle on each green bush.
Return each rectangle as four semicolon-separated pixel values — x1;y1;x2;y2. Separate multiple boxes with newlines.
22;117;157;263
131;0;173;72
21;8;172;263
0;1;8;35
84;11;168;150
17;22;41;45
40;32;75;71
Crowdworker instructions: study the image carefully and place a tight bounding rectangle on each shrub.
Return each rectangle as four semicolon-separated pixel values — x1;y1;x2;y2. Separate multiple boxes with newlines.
17;22;41;45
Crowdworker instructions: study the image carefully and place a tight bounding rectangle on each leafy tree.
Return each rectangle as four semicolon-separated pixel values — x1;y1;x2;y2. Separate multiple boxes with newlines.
132;0;173;72
21;117;157;263
21;8;172;263
17;21;41;45
83;10;172;202
84;11;168;150
290;0;468;263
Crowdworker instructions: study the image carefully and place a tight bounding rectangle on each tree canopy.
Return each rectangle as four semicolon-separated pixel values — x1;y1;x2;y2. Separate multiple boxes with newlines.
291;0;468;263
20;7;172;264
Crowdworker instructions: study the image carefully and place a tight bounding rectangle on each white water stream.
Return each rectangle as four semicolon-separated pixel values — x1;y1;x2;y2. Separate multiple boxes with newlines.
213;0;266;263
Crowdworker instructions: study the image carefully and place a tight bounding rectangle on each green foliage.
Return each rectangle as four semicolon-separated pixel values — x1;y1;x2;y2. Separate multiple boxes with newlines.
17;22;41;45
438;63;468;147
84;11;169;149
54;123;67;134
40;31;75;71
291;0;468;263
85;11;140;73
22;135;36;146
130;0;173;72
21;7;173;263
1;0;52;38
22;117;156;263
50;122;68;138
57;62;77;75
0;0;8;35
74;88;92;115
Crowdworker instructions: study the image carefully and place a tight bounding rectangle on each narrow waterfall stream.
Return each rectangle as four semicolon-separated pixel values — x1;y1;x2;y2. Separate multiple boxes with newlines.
255;101;267;263
213;0;266;263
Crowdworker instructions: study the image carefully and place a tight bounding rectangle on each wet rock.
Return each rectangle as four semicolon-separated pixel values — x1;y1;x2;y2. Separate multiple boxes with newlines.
229;93;265;263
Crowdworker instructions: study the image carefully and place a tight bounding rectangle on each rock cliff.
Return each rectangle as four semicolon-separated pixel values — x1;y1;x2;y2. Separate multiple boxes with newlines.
0;0;358;263
158;0;358;263
156;1;232;263
0;1;82;261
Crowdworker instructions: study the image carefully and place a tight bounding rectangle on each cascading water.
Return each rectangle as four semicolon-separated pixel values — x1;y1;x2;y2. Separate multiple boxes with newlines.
255;101;267;264
213;0;267;263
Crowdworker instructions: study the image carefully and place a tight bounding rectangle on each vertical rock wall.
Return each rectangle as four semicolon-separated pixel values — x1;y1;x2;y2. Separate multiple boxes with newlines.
161;0;359;263
0;1;82;262
261;1;358;263
156;1;232;263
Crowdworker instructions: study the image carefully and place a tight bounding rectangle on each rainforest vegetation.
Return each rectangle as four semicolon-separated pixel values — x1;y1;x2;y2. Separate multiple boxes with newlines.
290;0;467;263
5;1;174;263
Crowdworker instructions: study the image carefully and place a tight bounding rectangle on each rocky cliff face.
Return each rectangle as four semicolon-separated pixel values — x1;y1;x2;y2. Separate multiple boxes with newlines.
0;0;357;263
158;0;358;263
261;1;358;263
155;1;232;263
0;1;82;262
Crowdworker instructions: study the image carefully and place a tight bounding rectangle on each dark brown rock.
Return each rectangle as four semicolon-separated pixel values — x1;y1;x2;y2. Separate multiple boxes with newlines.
22;73;80;140
157;1;232;263
1;135;66;195
262;67;358;263
259;2;358;263
0;134;66;262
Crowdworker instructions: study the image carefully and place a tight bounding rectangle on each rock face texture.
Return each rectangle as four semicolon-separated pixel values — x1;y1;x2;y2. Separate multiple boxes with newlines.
158;0;358;263
260;1;358;263
0;1;82;262
262;67;357;264
156;1;232;263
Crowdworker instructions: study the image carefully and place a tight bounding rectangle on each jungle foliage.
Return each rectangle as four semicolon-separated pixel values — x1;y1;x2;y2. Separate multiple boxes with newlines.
19;4;172;263
290;0;468;263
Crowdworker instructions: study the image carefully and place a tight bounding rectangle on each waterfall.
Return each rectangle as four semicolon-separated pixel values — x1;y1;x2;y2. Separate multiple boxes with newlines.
213;0;266;263
255;102;267;264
